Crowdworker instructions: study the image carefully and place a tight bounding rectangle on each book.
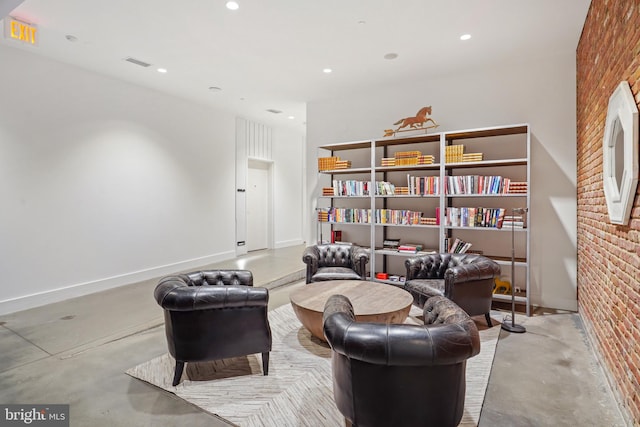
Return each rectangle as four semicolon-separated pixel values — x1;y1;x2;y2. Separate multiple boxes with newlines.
383;239;401;249
449;238;472;253
398;243;423;253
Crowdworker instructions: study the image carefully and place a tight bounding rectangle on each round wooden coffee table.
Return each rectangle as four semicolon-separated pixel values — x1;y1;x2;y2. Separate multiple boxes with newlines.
289;280;413;341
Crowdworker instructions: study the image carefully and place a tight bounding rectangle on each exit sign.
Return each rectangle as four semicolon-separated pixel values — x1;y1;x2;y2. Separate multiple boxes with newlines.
3;17;38;46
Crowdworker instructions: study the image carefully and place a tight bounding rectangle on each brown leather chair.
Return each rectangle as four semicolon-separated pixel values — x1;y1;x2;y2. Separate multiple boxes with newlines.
154;270;272;386
302;243;369;284
323;294;480;427
404;253;500;326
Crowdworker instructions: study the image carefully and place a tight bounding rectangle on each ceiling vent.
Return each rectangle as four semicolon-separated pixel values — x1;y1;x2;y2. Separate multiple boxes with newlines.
124;57;152;68
266;109;283;114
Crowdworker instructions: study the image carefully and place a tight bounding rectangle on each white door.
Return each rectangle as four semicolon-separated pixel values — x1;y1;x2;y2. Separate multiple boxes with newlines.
247;164;269;251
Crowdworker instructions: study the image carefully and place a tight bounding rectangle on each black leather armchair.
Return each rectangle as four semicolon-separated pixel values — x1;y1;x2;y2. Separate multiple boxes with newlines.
323;294;480;427
404;253;500;326
154;270;272;386
302;243;369;284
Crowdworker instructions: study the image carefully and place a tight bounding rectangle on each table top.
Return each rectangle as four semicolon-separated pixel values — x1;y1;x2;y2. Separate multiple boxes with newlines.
289;280;413;316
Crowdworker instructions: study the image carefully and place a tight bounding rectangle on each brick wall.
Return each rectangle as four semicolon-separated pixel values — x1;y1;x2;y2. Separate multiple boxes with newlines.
577;0;640;423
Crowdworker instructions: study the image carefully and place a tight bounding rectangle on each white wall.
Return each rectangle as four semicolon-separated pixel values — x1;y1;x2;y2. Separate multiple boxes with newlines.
0;44;304;314
273;127;306;248
306;53;578;312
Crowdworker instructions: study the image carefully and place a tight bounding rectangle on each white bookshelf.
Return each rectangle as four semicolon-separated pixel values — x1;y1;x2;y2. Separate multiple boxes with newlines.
316;123;531;315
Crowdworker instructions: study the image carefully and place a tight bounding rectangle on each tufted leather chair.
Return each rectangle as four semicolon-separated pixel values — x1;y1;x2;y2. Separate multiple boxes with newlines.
323;294;480;427
404;253;500;327
302;244;369;284
154;270;272;386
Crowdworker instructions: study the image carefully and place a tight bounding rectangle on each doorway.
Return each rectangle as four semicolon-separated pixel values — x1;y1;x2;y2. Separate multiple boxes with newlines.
246;159;273;251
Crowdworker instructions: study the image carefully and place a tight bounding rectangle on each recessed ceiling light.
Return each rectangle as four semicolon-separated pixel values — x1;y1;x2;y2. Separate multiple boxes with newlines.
266;109;283;114
288;116;295;120
209;86;222;92
65;35;78;42
226;1;239;10
323;68;333;74
460;34;471;41
384;53;398;60
358;20;366;25
157;68;167;73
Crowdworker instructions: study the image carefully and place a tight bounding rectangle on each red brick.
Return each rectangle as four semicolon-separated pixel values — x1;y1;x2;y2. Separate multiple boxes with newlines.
577;0;640;422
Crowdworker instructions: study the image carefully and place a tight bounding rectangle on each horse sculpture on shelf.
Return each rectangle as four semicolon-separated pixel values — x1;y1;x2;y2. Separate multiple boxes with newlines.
383;106;439;137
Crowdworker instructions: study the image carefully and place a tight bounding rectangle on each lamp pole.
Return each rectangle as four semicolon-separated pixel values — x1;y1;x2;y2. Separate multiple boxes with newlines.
501;207;526;333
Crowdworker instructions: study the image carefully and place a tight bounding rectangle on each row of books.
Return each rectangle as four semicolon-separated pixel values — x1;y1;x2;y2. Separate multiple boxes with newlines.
324;176;525;197
445;175;522;195
407;175;440;195
320;206;524;229
326;180;371;196
375;209;423;225
319;208;424;225
448;238;472;253
444;207;507;228
324;179;441;196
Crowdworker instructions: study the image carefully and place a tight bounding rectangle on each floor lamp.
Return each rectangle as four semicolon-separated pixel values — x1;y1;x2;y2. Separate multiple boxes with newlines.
501;207;527;333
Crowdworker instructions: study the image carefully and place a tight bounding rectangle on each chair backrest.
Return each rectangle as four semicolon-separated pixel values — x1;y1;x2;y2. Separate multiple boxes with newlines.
323;294;479;427
405;253;499;281
315;244;356;268
183;269;253;286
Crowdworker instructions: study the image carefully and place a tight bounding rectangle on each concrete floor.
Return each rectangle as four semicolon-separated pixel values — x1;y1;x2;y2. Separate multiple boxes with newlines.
0;245;629;426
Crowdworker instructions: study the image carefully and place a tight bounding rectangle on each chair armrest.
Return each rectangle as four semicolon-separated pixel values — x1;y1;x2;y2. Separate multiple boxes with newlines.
302;246;320;283
351;246;369;278
155;277;269;311
323;295;479;366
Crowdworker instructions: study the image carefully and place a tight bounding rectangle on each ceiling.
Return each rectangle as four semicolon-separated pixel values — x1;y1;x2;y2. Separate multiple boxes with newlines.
1;0;591;133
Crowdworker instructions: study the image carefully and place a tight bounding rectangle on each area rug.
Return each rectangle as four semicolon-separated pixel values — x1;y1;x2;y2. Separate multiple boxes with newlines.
127;304;501;426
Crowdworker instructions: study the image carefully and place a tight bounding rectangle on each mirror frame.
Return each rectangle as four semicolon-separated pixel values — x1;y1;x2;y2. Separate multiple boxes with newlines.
602;81;639;225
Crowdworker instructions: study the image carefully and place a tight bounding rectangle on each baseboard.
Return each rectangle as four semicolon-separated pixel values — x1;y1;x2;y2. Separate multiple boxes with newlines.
274;239;305;249
0;251;236;316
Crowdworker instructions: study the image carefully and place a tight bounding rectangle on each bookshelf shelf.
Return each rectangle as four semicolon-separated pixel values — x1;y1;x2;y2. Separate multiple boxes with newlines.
319;167;372;175
376;164;441;173
374;195;440;199
316;123;531;315
319;195;370;199
444;158;528;169
376;223;439;229
444;226;527;232
446;194;527;198
375;248;437;257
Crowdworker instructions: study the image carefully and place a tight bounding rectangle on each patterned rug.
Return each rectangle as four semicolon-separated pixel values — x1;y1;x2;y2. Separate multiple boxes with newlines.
127;304;501;426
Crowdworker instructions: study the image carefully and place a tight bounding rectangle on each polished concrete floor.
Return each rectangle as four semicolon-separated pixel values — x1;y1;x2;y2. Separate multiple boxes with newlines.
0;245;629;426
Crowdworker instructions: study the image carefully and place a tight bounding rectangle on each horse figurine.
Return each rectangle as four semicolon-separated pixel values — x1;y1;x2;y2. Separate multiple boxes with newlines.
393;106;439;132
